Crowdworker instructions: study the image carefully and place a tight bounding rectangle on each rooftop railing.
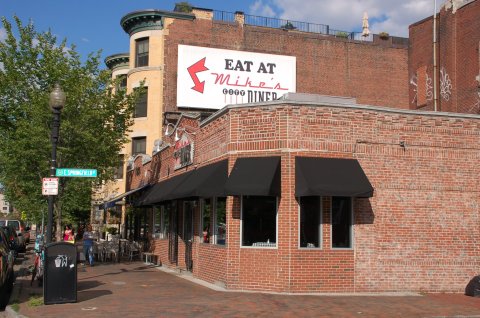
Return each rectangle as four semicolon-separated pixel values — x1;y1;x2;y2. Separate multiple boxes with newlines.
212;10;407;45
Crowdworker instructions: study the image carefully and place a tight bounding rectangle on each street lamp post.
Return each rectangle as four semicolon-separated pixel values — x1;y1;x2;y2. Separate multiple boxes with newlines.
46;84;66;244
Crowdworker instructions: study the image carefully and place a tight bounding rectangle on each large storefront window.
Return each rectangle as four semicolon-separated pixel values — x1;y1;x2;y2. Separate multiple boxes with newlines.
331;197;352;248
242;196;277;247
215;197;226;245
299;196;321;248
201;199;212;243
153;206;169;239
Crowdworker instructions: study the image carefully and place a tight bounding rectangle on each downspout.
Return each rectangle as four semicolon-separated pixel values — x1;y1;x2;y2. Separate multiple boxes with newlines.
433;0;438;111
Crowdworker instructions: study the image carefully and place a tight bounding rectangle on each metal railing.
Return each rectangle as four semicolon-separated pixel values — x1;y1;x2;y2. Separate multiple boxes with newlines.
211;10;407;45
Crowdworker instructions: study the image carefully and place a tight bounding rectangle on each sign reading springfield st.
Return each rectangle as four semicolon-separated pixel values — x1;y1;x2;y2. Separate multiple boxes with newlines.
56;168;97;178
177;45;296;109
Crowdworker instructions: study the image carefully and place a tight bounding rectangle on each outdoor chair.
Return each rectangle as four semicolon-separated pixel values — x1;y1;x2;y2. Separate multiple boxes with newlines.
127;241;141;261
104;242;119;262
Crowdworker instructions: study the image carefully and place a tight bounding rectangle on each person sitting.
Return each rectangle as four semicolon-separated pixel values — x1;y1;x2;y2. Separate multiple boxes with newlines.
64;224;75;243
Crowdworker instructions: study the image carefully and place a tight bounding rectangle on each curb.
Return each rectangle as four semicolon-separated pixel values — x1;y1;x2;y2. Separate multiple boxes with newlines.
5;254;30;318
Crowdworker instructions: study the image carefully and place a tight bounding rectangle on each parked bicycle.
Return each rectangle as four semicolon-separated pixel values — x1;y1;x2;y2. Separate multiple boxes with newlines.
30;234;45;286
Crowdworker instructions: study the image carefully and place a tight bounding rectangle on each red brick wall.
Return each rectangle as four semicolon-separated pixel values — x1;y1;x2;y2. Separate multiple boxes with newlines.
211;102;479;292
132;100;480;293
409;1;480;113
163;19;409;111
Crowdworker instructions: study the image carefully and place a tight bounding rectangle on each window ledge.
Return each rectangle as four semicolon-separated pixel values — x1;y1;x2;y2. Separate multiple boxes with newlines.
128;66;163;76
241;246;277;249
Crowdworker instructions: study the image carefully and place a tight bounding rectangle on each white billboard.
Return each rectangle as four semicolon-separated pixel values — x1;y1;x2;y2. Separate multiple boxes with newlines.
177;45;296;109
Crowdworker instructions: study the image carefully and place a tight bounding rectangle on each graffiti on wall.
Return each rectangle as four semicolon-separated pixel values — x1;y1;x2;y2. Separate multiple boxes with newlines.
440;67;453;101
425;73;433;101
410;70;434;105
410;74;417;104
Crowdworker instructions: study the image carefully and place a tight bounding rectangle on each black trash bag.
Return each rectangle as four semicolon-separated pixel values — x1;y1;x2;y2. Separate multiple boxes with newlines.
465;275;480;297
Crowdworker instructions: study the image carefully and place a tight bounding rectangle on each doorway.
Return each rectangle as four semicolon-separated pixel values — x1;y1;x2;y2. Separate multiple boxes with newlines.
183;201;195;272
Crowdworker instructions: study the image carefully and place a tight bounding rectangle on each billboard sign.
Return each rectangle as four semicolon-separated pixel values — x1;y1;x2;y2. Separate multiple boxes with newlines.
177;45;296;109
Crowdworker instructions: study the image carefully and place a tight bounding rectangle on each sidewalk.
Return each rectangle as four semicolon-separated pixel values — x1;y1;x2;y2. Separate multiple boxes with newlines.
4;248;480;318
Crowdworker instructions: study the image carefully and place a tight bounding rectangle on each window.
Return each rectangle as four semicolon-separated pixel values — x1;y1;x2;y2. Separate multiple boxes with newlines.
331;197;352;248
134;87;148;118
132;137;146;156
201;199;212;243
153;206;169;239
113;154;124;179
117;74;127;91
153;207;161;239
214;197;226;245
299;196;321;248
135;37;149;67
242;196;277;247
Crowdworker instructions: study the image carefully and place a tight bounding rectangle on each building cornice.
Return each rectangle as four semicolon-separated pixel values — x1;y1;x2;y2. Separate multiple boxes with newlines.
120;9;195;36
201;93;480;127
104;53;130;70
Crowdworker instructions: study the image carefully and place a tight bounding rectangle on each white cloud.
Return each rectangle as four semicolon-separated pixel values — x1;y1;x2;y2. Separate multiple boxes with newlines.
81;37;89;43
249;0;277;17
0;28;7;42
249;0;438;37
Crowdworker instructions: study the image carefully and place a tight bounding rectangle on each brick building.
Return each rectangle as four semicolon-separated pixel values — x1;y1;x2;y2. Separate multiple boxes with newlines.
130;94;480;293
409;0;480;113
100;2;480;293
100;5;409;233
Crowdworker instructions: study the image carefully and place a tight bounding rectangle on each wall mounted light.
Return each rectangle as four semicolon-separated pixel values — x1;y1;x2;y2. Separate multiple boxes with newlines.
164;122;196;143
152;139;163;154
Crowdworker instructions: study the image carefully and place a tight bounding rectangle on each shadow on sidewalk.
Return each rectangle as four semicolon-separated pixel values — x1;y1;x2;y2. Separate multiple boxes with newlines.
77;289;112;302
77;280;104;291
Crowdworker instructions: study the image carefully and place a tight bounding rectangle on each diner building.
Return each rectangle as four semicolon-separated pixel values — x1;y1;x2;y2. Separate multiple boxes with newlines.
99;1;480;293
127;93;480;293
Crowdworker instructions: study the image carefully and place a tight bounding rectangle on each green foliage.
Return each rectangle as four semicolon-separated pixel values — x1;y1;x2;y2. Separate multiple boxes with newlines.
379;32;390;39
106;226;117;235
27;295;43;307
336;31;349;39
174;2;193;13
0;16;140;224
281;21;296;30
27;294;43;307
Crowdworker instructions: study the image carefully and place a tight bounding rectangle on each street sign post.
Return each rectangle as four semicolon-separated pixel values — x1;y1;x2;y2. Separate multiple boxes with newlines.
56;168;97;178
42;178;59;195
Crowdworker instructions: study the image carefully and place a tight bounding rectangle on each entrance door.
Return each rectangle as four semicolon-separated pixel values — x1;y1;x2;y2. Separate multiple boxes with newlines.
168;203;178;265
184;201;194;272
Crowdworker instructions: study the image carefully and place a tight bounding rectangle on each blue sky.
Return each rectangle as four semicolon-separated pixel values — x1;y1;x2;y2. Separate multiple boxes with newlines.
1;0;438;66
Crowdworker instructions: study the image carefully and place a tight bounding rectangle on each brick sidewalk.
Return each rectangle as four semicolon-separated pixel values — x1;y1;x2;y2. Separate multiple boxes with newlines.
4;248;480;318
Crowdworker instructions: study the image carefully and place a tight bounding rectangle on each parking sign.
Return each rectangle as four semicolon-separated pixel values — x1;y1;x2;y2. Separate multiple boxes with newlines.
42;178;59;195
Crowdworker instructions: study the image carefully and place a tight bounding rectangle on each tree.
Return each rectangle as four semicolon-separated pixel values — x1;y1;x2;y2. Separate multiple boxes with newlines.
174;2;193;13
0;16;140;239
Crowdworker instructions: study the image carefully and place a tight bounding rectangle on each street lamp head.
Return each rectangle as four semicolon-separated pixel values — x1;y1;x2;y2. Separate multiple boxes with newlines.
49;83;66;111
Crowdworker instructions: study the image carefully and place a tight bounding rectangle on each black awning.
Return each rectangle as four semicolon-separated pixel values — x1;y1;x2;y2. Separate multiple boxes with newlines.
171;160;228;199
295;157;373;198
225;156;281;196
137;171;194;206
102;184;150;209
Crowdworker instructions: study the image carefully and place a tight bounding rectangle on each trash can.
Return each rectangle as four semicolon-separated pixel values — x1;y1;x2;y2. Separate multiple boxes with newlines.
465;275;480;297
43;242;77;304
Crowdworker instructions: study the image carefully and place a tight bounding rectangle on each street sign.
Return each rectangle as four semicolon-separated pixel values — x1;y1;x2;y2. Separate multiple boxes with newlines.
42;178;59;195
56;168;97;178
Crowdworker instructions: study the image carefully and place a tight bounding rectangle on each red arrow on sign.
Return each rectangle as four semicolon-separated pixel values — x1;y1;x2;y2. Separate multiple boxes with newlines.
187;57;209;93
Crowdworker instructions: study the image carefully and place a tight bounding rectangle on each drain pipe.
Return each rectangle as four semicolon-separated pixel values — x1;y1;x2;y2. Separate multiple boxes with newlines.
433;0;438;111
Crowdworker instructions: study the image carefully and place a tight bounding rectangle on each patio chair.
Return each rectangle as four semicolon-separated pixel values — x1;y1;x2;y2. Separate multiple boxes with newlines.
127;241;141;261
104;242;118;262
